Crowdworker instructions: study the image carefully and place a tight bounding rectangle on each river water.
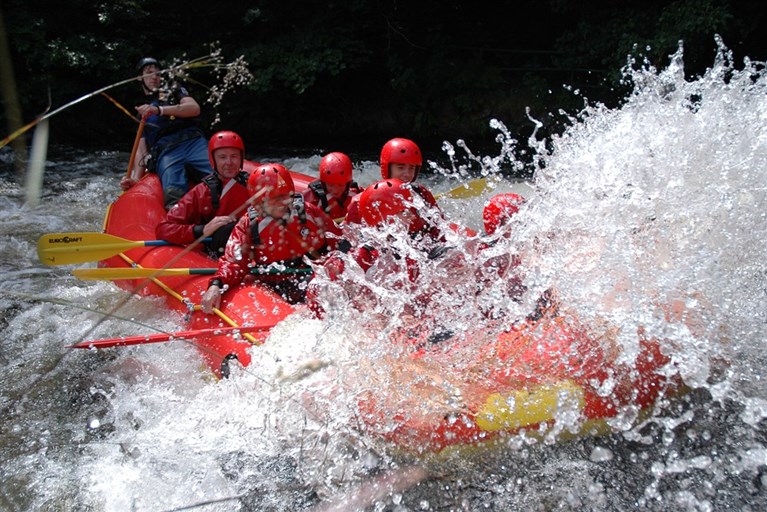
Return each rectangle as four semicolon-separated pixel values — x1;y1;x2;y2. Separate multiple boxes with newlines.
1;41;766;511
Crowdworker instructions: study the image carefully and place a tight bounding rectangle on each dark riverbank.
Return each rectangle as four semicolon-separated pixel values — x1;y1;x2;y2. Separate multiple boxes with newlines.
3;1;766;162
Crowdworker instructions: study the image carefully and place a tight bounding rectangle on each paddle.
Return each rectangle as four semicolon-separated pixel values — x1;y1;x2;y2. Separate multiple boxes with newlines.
69;325;271;349
37;232;211;266
435;177;492;200
125;115;146;180
73;266;313;280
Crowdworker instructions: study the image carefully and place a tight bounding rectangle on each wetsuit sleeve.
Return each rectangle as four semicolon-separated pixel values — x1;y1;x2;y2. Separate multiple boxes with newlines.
342;194;362;225
155;184;211;244
211;215;252;289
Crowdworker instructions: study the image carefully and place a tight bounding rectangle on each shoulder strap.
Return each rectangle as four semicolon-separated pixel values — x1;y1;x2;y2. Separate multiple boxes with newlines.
235;170;249;187
247;207;281;247
248;207;261;246
203;173;223;211
203;171;247;211
308;180;329;213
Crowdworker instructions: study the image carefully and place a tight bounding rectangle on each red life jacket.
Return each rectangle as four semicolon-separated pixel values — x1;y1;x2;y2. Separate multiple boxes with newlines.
305;180;361;220
155;171;251;245
202;171;251;220
247;194;330;266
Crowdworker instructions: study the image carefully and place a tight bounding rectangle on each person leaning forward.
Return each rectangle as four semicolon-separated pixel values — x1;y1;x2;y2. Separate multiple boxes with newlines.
201;163;343;310
344;137;441;225
120;57;213;207
306;178;451;318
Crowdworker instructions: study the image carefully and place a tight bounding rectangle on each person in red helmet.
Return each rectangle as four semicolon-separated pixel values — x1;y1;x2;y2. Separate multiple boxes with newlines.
344;138;441;224
155;131;251;257
302;152;362;220
482;192;526;236
201;163;342;310
474;192;530;318
307;179;461;318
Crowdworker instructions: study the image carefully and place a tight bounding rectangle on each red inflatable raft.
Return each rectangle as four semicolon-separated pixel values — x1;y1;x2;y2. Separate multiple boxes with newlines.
353;303;684;456
82;165;681;454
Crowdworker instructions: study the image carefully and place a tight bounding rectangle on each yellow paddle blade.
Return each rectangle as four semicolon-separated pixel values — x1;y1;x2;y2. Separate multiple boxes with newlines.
72;267;209;280
436;177;491;200
37;232;145;266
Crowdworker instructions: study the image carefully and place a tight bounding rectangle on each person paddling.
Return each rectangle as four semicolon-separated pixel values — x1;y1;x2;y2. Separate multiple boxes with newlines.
473;193;528;317
344;138;442;224
201;163;342;309
307;178;459;318
120;57;213;207
155;131;251;258
476;192;559;321
302;152;361;220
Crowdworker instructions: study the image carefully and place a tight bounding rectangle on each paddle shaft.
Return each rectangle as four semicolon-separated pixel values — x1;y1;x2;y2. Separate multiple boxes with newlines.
70;325;271;349
125;116;146;179
73;266;313;280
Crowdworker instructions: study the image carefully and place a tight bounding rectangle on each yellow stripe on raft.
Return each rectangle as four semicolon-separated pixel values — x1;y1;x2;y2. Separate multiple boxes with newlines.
475;380;585;432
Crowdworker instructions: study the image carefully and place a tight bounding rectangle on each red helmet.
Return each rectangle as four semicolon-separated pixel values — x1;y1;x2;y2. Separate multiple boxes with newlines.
359;179;414;227
247;164;295;199
208;131;245;170
483;193;526;235
380;138;422;180
319;152;353;185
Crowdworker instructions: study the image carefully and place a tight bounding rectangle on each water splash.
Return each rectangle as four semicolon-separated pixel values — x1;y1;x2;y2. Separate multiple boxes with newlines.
303;37;767;507
504;39;767;393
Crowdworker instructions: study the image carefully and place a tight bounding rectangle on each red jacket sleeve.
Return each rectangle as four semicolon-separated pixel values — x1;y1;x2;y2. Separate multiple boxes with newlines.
155;184;213;244
411;182;441;211
210;214;252;289
343;194;362;225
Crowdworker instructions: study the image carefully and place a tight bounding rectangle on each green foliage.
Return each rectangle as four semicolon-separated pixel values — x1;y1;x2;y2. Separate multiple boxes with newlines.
1;0;765;149
549;0;753;97
243;34;369;95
